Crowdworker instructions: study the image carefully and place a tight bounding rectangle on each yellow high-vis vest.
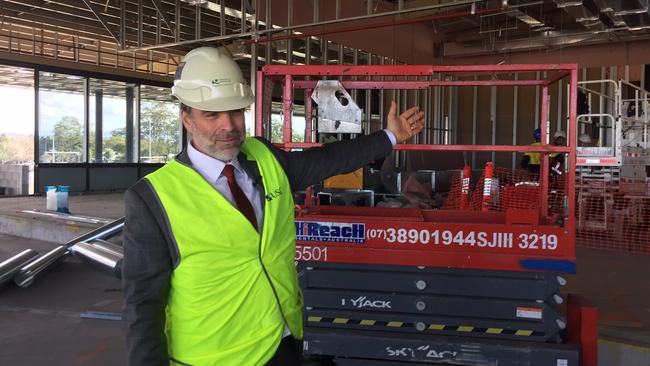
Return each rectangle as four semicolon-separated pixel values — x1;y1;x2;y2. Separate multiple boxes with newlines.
524;141;542;166
146;137;303;366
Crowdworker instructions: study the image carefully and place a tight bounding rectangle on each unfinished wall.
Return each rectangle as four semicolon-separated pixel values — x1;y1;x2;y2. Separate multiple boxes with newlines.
453;64;645;170
0;164;31;195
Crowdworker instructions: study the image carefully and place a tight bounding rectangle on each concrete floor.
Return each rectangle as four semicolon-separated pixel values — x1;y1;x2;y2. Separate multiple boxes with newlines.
0;235;124;366
1;193;650;365
0;193;125;219
568;248;650;347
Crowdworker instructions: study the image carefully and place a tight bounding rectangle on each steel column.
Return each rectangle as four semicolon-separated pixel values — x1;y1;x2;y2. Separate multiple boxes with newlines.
249;22;258;138
424;76;431;144
512;73;518;170
120;0;126;49
126;86;135;163
472;77;477;168
195;4;201;40
567;67;578;231
490;85;497;163
540;86;549;218
138;0;143;47
557;79;563;132
365;52;372;134
599;67;605;147
535;71;540;128
286;0;293;65
283;75;293;144
176;0;181;43
220;0;226;36
306;89;313;143
135;85;141;162
255;70;263;136
94;89;103;163
33;68;39;190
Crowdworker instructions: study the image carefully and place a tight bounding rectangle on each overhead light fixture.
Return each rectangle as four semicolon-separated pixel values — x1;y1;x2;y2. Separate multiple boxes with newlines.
471;2;476;15
614;8;650;16
181;0;208;5
554;1;582;8
533;26;555;32
511;10;543;27
576;16;599;22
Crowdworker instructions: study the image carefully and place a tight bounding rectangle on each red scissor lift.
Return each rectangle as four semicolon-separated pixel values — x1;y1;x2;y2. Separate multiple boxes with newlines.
257;64;597;366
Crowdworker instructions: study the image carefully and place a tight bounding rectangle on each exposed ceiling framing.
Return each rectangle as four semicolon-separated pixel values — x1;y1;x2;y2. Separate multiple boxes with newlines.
0;0;649;71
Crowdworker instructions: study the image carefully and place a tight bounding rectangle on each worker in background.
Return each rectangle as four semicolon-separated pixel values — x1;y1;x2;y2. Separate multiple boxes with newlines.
521;128;566;174
520;128;542;173
121;47;425;366
550;130;566;176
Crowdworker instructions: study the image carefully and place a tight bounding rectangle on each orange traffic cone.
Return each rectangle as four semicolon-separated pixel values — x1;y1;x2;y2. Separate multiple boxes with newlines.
482;161;494;212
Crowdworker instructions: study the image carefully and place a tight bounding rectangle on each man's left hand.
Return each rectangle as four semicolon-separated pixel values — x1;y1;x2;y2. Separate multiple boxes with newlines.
387;100;425;143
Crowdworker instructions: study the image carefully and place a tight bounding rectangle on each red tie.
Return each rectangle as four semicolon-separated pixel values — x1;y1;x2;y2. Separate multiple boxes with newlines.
222;164;258;230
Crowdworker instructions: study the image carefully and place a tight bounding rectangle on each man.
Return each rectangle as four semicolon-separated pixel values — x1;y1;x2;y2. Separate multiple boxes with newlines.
549;130;566;176
122;46;424;366
520;128;542;173
521;129;565;174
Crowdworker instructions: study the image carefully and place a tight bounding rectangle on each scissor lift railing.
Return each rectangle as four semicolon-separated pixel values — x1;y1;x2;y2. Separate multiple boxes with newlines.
257;64;579;274
577;78;650;167
257;64;596;366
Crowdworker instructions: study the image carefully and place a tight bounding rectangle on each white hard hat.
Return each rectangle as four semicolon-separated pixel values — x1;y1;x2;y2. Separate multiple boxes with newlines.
579;133;592;144
172;47;254;112
553;130;567;139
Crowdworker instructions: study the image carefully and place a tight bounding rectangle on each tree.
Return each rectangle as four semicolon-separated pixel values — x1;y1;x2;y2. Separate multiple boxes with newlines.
140;101;181;162
270;114;306;143
0;134;34;164
104;127;126;162
0;134;9;163
39;116;83;163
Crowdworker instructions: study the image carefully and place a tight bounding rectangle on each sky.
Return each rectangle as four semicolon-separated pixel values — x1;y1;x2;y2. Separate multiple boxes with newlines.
0;85;305;139
0;87;34;135
0;86;141;137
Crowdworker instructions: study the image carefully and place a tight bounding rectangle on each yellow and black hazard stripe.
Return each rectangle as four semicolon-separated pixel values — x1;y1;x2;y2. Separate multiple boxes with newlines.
306;316;545;337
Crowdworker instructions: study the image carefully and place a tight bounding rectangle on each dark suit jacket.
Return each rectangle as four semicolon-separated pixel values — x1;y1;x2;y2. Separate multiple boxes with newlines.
122;132;393;366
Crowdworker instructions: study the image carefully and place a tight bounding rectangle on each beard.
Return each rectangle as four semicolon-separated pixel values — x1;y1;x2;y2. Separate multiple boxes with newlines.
191;130;244;162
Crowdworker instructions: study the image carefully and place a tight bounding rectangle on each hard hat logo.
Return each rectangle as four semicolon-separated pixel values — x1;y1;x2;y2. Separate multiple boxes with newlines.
172;47;254;112
211;78;233;86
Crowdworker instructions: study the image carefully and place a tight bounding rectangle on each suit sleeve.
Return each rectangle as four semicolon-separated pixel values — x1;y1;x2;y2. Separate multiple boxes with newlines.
122;184;173;366
259;130;393;191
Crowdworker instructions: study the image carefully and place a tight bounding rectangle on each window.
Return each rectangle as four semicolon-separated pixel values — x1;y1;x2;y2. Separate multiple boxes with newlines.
89;79;136;163
0;66;34;164
0;65;35;195
38;72;85;163
139;85;182;163
270;102;306;143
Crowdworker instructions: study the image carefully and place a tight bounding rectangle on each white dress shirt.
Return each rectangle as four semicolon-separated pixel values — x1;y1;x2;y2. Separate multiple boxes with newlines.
187;141;264;231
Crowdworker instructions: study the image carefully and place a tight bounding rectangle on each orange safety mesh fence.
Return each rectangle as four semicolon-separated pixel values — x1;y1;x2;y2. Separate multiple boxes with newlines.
441;165;650;254
443;166;564;216
576;180;650;254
